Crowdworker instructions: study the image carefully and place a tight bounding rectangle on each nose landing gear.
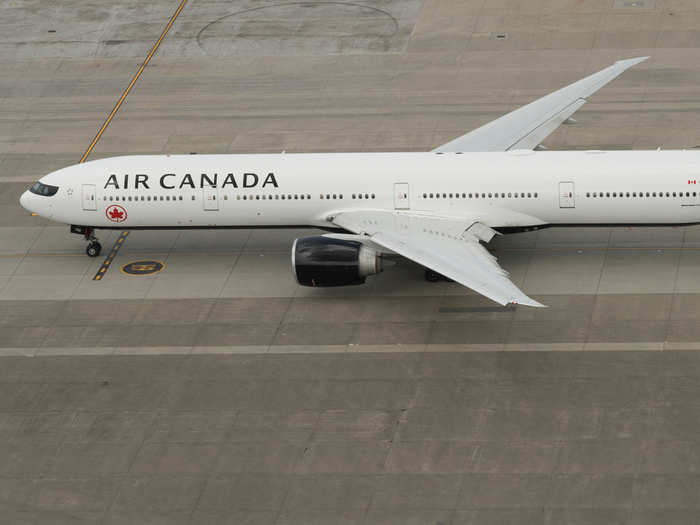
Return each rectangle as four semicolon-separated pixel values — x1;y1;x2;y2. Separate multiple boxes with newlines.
70;225;102;257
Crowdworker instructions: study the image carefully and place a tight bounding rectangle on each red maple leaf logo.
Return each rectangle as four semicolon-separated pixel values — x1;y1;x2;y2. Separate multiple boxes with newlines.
106;205;127;222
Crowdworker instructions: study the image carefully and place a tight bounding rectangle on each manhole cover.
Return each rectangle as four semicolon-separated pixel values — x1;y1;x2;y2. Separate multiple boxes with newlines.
121;260;165;276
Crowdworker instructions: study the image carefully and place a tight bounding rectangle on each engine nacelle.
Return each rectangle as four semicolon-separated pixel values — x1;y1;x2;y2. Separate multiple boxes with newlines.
292;236;382;287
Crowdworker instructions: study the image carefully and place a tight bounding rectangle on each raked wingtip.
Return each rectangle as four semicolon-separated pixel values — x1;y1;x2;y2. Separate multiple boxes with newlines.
616;56;649;67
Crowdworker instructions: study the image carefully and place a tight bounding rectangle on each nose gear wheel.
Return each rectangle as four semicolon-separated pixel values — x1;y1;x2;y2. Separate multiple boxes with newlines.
86;242;102;257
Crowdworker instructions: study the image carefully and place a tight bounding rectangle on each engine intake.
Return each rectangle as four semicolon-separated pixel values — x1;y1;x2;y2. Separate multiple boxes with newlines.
292;236;382;287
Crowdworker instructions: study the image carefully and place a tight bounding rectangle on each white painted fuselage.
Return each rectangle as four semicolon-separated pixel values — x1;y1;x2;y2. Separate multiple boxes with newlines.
19;150;700;230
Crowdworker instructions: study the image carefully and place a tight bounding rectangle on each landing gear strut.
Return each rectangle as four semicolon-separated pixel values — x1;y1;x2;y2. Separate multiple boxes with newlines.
424;269;453;283
70;225;101;257
425;269;442;282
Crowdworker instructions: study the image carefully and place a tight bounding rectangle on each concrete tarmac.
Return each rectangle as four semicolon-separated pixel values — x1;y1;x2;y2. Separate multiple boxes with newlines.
2;0;700;523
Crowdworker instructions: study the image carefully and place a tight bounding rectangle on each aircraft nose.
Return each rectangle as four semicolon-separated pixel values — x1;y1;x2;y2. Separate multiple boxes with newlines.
19;190;32;213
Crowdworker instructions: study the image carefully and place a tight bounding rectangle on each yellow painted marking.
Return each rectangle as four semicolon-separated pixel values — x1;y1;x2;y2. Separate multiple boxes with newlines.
92;230;130;281
79;0;189;163
86;0;188;281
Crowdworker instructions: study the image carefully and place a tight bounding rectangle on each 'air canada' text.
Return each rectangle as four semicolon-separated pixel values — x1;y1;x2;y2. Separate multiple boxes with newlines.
104;172;279;190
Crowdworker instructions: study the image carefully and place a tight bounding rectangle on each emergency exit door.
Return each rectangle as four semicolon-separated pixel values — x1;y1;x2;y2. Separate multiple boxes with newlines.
81;184;96;211
203;186;218;211
394;182;410;210
559;181;575;208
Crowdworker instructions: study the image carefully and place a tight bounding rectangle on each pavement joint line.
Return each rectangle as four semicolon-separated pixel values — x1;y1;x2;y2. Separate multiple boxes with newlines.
86;0;188;281
5;342;700;357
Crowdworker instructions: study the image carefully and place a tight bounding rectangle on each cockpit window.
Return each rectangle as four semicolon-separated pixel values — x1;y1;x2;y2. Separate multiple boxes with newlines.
29;182;59;197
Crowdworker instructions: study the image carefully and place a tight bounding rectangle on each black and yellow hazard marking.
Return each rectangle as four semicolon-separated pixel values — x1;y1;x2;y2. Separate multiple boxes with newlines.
121;260;165;276
93;231;130;281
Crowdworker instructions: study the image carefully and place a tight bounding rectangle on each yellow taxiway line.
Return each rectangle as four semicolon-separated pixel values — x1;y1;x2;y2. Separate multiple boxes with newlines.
87;0;189;281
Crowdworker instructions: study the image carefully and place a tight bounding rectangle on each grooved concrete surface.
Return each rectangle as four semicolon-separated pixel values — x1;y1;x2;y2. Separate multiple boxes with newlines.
3;0;700;523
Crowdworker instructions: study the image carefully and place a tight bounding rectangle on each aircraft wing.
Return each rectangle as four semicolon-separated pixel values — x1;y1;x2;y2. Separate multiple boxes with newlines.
331;210;544;307
433;56;648;153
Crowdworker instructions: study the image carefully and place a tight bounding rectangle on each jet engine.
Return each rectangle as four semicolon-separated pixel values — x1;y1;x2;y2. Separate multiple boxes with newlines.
292;236;382;287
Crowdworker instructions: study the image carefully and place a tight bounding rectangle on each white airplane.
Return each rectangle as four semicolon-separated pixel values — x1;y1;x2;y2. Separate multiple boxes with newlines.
22;56;693;307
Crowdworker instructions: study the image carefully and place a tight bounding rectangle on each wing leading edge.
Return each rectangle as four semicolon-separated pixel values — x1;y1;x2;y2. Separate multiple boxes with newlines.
433;56;648;153
331;210;544;307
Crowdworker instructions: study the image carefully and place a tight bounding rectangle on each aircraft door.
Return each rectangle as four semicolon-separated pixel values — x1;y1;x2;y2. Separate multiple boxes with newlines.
203;185;218;211
394;182;410;210
81;184;97;211
559;181;575;208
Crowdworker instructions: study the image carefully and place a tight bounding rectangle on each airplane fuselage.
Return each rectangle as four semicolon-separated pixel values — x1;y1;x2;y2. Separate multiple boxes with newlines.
21;150;700;231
